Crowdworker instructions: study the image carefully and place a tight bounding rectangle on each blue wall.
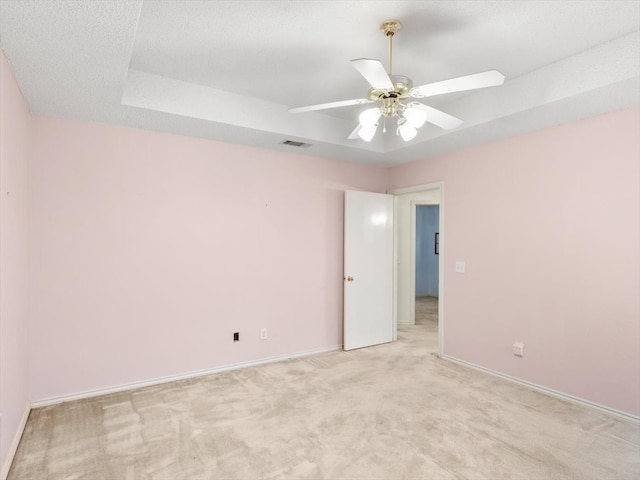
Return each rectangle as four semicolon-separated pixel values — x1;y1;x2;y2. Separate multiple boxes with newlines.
415;205;439;297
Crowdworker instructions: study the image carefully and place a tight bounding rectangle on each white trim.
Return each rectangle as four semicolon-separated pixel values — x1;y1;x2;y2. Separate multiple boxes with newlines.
389;182;444;196
1;404;30;480
32;345;342;408
438;183;445;358
409;200;417;325
441;354;640;424
392;195;398;341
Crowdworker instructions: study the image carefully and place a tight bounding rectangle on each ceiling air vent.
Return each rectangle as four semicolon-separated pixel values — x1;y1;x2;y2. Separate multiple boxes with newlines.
280;140;312;148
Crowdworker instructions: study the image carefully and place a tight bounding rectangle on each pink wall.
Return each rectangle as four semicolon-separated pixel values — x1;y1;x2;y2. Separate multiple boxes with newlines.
29;116;387;401
0;51;31;469
4;42;638;436
389;107;640;416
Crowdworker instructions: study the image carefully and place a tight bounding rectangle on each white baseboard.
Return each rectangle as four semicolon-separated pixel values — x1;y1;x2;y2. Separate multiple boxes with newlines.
32;345;342;409
441;354;640;424
1;404;30;480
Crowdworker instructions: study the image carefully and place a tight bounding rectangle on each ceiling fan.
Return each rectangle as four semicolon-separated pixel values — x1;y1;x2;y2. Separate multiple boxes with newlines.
288;19;505;142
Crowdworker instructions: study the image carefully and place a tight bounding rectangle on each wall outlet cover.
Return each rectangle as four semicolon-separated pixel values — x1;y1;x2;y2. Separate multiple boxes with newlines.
513;342;524;357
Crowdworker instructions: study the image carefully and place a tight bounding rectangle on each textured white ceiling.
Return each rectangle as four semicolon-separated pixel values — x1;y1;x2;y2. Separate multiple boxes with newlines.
1;0;639;165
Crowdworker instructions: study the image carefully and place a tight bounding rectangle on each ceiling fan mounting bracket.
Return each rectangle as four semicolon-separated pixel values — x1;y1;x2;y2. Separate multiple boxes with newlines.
380;19;401;37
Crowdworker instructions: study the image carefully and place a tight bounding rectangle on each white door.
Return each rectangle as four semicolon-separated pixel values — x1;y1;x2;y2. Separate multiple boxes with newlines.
344;190;394;350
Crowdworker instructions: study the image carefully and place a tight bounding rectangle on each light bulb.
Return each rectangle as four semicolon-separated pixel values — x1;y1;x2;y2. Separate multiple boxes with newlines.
398;122;417;141
404;106;427;128
358;124;377;142
358;107;382;127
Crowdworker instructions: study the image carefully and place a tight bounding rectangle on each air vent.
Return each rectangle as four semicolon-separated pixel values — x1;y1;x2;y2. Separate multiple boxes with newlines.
280;140;312;148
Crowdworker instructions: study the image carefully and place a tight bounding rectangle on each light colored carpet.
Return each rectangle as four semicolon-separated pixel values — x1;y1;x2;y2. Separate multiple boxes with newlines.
8;316;639;479
415;295;438;327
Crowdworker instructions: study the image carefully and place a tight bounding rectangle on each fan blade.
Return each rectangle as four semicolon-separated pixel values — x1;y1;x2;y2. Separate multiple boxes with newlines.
288;98;373;114
350;58;394;90
412;70;505;98
411;103;463;130
348;125;362;140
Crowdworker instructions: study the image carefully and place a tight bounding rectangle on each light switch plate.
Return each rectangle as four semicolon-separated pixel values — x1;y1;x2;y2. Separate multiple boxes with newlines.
455;261;466;273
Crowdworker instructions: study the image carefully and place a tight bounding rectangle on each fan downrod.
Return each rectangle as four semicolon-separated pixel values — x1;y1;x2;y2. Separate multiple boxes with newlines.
381;19;400;74
368;19;411;109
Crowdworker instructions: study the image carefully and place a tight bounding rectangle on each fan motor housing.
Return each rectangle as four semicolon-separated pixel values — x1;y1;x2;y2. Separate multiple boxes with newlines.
368;74;413;101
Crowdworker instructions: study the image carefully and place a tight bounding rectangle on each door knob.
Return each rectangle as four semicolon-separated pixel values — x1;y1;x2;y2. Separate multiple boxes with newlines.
344;276;354;282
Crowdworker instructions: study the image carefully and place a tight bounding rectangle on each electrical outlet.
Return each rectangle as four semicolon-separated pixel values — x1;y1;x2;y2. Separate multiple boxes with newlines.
233;332;239;342
260;328;268;340
513;342;524;357
455;261;466;273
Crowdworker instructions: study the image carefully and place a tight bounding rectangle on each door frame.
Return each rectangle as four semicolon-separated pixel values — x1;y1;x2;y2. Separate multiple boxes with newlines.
390;182;444;356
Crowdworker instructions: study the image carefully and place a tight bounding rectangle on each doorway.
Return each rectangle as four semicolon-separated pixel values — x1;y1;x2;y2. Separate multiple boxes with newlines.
391;183;443;356
415;205;439;341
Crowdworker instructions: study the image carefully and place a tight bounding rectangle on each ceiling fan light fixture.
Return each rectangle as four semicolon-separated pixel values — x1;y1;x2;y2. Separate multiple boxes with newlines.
404;105;427;128
358;123;378;142
397;119;417;142
358;107;382;127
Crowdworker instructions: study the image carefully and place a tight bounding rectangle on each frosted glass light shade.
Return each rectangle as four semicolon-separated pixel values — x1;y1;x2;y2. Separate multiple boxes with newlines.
398;122;417;141
358;124;377;142
404;106;427;128
359;107;382;127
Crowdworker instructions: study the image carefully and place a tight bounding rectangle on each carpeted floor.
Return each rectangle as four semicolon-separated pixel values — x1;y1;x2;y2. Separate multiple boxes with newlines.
8;305;639;479
415;295;438;326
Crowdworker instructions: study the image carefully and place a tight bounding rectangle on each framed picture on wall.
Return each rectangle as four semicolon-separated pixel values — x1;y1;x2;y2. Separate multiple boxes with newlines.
435;232;439;255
